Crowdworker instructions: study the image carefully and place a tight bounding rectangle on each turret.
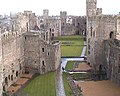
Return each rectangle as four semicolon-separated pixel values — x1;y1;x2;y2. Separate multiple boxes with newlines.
96;8;102;15
43;9;49;19
86;0;97;17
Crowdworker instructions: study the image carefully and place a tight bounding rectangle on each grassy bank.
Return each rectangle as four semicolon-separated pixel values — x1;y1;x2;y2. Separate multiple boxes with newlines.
22;72;56;96
63;72;72;96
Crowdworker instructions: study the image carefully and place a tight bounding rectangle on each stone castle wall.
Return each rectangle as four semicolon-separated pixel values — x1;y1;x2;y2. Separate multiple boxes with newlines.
86;0;120;86
86;0;117;70
104;39;120;86
24;31;60;74
0;29;61;93
0;30;3;96
2;31;25;91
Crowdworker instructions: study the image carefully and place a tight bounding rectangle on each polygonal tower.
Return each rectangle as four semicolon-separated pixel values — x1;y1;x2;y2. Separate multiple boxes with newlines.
86;0;97;17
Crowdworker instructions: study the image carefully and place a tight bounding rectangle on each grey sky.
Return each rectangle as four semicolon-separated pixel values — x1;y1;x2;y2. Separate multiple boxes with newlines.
0;0;120;16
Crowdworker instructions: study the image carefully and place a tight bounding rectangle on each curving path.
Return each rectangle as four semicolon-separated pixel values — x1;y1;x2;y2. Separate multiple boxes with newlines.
56;41;87;96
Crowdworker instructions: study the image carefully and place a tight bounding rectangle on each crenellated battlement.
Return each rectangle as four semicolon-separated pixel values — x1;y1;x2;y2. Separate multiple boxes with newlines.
1;30;24;42
78;16;86;19
86;0;97;3
96;8;102;15
100;14;117;20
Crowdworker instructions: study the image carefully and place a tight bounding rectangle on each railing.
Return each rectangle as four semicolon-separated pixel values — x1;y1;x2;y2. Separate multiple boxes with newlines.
68;75;83;96
52;40;60;45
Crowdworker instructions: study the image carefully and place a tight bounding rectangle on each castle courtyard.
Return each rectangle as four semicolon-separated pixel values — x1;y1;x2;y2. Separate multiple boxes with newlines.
1;0;120;95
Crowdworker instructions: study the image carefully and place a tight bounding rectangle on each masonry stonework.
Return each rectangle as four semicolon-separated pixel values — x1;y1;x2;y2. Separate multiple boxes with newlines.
0;11;61;95
86;0;120;86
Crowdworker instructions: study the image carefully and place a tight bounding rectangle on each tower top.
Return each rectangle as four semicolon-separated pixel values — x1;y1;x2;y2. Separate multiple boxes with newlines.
86;0;97;3
86;0;97;17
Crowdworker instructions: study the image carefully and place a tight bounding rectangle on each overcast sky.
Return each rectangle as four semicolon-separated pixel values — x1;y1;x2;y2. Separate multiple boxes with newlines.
0;0;120;16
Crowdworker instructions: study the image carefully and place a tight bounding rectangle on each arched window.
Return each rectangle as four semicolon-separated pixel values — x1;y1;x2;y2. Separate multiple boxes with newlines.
16;71;18;77
5;77;8;85
50;28;51;32
90;27;93;37
110;31;114;39
99;65;102;72
25;36;26;40
8;75;10;80
11;75;13;81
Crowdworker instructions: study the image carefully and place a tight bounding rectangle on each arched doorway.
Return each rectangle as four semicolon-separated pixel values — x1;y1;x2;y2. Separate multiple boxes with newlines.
99;65;102;72
41;61;45;73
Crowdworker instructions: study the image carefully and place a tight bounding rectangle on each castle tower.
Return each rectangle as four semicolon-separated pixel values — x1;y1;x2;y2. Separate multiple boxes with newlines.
0;29;3;96
60;11;67;23
86;0;97;69
86;0;97;17
43;9;49;19
43;9;49;26
60;11;67;35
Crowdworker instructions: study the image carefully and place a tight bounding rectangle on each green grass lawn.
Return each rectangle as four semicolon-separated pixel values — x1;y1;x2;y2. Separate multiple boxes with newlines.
61;46;83;57
22;72;56;96
54;35;84;57
65;61;75;70
63;72;72;96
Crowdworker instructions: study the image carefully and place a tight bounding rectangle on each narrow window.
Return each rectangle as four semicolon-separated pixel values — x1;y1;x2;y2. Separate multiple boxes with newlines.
52;29;54;32
110;31;114;39
90;27;93;37
42;48;44;52
50;28;51;32
16;71;18;77
52;33;54;37
12;70;14;73
8;75;10;80
42;61;45;66
11;75;13;81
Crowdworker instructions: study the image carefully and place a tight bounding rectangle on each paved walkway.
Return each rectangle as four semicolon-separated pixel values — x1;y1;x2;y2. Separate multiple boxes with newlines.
56;41;87;96
7;73;33;94
74;62;92;71
81;41;87;57
76;80;120;96
56;66;66;96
